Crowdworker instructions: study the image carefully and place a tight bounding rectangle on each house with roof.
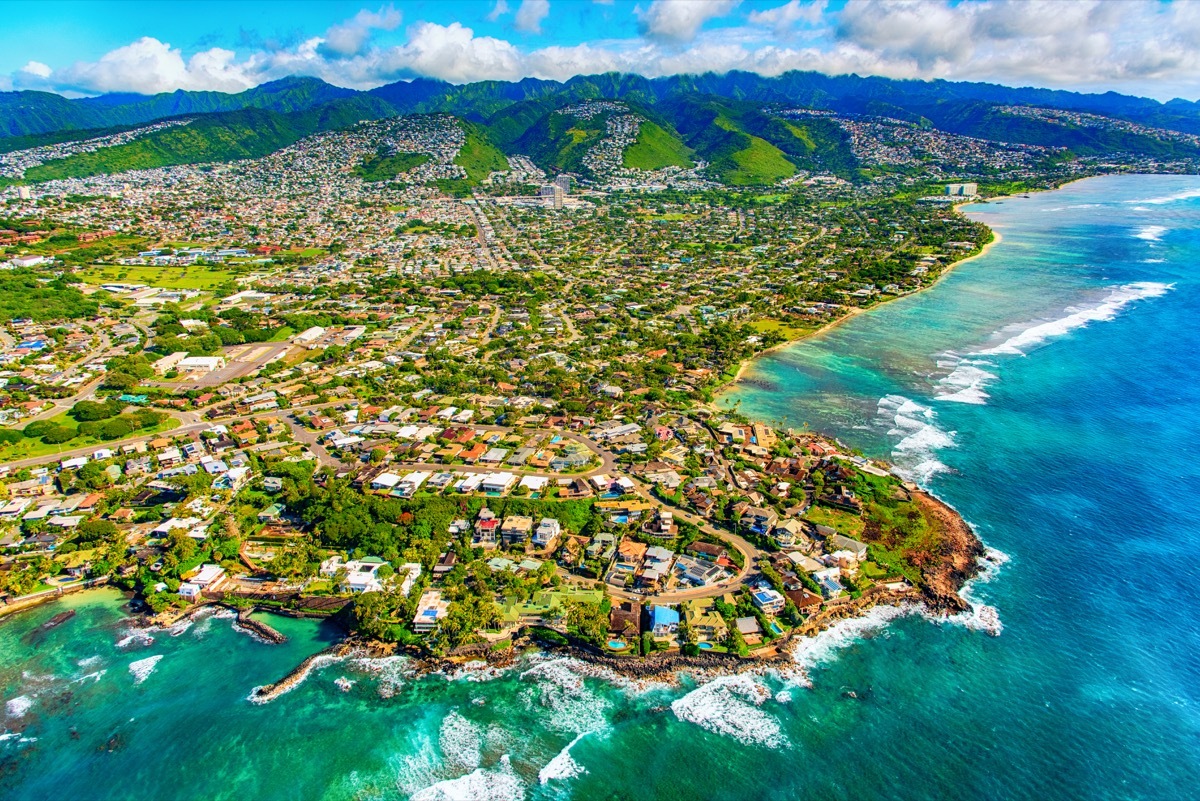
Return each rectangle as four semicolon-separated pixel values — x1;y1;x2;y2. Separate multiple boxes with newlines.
615;538;648;573
740;506;779;535
751;587;786;615
412;590;450;632
500;515;533;546
683;598;728;643
533;518;561;548
650;605;680;637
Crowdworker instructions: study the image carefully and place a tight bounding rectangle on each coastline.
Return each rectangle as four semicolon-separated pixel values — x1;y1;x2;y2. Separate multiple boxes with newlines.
721;225;1002;392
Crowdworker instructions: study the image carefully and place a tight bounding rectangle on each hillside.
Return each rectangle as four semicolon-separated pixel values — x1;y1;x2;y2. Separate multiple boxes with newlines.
20;97;396;182
454;120;509;183
622;120;694;170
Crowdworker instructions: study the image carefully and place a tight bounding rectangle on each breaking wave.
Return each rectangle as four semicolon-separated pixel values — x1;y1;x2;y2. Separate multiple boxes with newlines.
439;710;483;773
670;674;786;749
1134;225;1166;241
5;695;33;718
538;732;590;785
877;395;954;483
409;754;524;801
930;282;1173;410
128;655;163;684
1124;187;1200;205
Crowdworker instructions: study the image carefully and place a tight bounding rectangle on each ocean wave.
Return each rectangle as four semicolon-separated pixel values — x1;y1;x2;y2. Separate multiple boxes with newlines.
977;282;1173;357
128;655;163;685
1124;187;1200;205
448;660;508;683
670;674;786;749
116;628;155;649
1134;225;1167;241
931;547;1011;637
439;710;483;773
933;359;996;405
409;754;524;801
787;604;917;682
539;732;590;785
877;395;955;483
5;695;33;718
519;658;612;735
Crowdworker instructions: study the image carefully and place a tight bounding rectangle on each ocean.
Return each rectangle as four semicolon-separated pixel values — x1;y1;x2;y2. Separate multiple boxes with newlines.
3;174;1200;800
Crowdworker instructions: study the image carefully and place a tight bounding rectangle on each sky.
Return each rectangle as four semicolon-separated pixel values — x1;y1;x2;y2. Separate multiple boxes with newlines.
2;0;1198;102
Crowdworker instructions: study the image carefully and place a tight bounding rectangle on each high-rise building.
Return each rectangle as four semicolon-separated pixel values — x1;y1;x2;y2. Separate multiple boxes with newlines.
554;174;571;195
539;184;564;209
945;183;978;197
16;186;32;200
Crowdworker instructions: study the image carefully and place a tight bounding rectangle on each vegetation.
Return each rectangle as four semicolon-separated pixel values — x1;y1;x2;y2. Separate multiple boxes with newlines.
353;150;431;182
622;120;694;170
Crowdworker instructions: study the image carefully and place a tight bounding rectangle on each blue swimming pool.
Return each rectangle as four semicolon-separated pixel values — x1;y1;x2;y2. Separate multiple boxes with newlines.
607;639;626;650
697;641;714;650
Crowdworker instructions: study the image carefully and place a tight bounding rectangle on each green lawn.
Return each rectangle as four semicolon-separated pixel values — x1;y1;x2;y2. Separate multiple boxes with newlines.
354;151;431;182
77;263;246;290
749;319;816;341
0;415;180;463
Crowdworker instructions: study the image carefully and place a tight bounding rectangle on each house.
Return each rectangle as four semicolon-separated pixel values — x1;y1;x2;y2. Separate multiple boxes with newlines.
342;557;388;593
500;515;533;546
785;588;823;612
814;568;844;599
751;588;786;615
740;506;779;535
585;531;616;563
829;533;868;561
480;472;517;494
683;599;728;643
533;518;561;547
178;582;203;601
257;503;285;523
686;541;726;562
433;551;458;576
609;600;641;640
412;590;450;632
615;539;648;572
650;605;680;637
188;564;225;588
473;508;500;548
735;616;762;640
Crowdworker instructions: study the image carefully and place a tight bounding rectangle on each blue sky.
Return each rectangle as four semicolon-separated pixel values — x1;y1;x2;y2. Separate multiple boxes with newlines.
3;1;1198;101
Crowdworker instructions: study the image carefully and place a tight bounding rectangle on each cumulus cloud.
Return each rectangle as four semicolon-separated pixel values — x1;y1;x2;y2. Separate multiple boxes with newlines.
638;0;741;42
53;37;256;94
514;0;551;33
748;1;827;35
320;5;401;57
10;0;1200;100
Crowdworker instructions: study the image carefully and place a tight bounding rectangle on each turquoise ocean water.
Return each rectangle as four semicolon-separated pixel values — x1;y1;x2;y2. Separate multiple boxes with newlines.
4;175;1200;800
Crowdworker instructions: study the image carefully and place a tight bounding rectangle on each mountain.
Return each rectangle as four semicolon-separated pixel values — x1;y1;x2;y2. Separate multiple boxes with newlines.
17;96;396;182
4;69;1200;187
0;77;357;139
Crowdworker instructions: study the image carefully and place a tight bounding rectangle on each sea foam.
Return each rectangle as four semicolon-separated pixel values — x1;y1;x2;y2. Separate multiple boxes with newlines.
439;710;483;772
1134;225;1167;241
977;282;1172;356
538;732;590;785
409;754;524;801
670;674;785;749
5;695;33;718
877;395;954;483
1124;187;1200;205
128;655;163;684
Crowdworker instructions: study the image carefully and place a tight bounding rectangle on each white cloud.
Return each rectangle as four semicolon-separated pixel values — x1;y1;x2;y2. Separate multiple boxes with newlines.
20;61;53;79
320;6;402;57
638;0;741;42
748;1;827;34
487;0;510;22
55;37;256;94
11;0;1200;101
514;0;551;34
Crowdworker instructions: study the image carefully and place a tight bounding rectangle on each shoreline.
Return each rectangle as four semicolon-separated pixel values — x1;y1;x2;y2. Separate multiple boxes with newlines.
721;224;1003;393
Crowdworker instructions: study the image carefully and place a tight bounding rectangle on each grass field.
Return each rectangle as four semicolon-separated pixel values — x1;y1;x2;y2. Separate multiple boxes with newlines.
723;136;795;186
0;414;180;463
623;121;694;171
749;319;817;340
77;264;246;290
803;505;866;538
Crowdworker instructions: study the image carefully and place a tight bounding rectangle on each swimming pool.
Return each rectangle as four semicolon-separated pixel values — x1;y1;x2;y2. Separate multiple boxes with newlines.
769;621;784;636
697;641;714;650
607;639;626;650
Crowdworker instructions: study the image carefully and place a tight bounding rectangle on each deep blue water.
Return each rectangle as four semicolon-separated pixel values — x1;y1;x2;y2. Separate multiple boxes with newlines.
2;175;1199;801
